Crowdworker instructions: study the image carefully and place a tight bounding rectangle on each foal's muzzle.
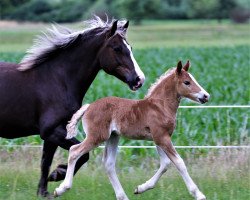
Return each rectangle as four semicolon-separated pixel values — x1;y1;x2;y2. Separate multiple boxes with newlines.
198;93;210;104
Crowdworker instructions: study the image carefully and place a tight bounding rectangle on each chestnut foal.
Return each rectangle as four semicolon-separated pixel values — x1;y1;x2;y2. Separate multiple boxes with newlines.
54;60;209;200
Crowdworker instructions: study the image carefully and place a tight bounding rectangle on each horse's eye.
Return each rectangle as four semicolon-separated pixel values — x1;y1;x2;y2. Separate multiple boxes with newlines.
184;81;190;85
113;46;122;52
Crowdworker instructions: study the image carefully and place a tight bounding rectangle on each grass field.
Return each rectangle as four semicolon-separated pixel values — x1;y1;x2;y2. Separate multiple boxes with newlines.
0;20;249;200
0;147;249;200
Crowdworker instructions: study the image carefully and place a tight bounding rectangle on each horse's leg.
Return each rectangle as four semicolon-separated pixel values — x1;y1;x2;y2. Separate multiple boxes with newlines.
158;136;206;200
37;125;89;197
134;146;171;194
103;134;128;200
43;126;89;182
37;140;58;197
54;138;94;197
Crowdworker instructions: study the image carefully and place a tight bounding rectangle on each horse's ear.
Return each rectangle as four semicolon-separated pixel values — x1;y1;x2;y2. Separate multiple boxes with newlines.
119;21;129;36
110;20;118;37
124;20;129;29
176;61;183;75
183;60;190;71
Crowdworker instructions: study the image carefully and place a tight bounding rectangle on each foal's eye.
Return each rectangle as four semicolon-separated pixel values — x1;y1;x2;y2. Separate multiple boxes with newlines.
184;81;190;85
113;46;122;52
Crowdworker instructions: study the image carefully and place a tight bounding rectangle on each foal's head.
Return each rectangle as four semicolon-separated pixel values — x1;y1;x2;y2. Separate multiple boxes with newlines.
98;20;145;91
175;61;210;104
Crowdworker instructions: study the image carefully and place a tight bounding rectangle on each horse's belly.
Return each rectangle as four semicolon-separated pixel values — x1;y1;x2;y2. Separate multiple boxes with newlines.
0;125;38;139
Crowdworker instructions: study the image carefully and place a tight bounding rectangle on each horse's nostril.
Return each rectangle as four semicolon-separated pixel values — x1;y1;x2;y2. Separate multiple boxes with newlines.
135;76;141;82
204;94;208;99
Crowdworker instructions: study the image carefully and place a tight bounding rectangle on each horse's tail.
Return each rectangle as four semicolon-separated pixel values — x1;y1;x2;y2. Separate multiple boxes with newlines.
66;104;90;139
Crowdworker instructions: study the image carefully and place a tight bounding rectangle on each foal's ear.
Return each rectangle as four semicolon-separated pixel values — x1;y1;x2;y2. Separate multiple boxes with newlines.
183;60;190;71
110;20;118;37
176;61;183;75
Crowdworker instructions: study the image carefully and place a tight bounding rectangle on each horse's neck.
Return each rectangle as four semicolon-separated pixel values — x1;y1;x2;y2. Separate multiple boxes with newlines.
39;34;105;103
146;75;180;115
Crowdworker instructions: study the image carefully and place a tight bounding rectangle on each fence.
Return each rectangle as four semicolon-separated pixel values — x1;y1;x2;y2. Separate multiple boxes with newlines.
0;105;249;149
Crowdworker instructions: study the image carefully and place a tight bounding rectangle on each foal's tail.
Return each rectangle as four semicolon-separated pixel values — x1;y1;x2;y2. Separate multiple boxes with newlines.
66;104;90;139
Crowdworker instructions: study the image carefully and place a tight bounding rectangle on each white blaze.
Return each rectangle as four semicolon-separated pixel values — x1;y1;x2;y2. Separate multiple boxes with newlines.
123;40;145;83
188;73;210;99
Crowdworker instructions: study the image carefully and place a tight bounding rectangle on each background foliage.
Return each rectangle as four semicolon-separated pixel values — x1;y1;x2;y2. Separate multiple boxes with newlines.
1;0;250;23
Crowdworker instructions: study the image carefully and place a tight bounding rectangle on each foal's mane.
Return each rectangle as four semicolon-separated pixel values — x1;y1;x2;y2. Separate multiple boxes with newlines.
145;67;175;98
19;16;123;71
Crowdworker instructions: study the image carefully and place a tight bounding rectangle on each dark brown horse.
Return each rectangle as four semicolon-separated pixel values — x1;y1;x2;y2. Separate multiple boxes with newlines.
0;17;145;197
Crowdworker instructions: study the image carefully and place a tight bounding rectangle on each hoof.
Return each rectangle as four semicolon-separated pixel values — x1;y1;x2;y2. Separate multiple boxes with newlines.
37;189;50;198
134;187;139;194
197;196;206;200
48;167;67;182
196;192;206;200
54;190;59;198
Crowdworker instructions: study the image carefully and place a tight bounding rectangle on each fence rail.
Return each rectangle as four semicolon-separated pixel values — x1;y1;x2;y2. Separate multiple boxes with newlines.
1;105;249;149
179;105;250;108
0;145;249;149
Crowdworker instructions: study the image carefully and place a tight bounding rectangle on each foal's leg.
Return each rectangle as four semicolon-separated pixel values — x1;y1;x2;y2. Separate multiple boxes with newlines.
158;137;206;200
54;138;94;197
103;134;129;200
134;146;171;194
40;124;89;182
45;126;89;182
38;125;89;196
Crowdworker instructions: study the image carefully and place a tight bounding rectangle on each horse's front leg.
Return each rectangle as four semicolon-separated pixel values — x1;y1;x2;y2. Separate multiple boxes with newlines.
103;134;129;200
134;146;171;194
37;140;58;197
157;135;206;200
38;125;89;196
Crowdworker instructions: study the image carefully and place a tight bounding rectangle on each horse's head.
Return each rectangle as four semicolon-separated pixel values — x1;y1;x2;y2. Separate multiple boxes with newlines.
175;60;210;104
98;20;145;91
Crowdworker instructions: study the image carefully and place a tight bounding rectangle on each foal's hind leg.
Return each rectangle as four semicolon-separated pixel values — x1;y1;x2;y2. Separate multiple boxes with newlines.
54;138;95;197
134;146;171;194
103;134;129;200
158;136;206;200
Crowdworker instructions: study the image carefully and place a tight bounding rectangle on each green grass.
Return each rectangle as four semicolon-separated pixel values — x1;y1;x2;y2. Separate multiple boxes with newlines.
0;148;249;200
0;20;249;52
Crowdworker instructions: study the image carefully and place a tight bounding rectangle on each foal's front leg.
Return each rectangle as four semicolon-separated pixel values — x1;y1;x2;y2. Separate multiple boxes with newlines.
103;134;129;200
158;136;206;200
134;146;171;194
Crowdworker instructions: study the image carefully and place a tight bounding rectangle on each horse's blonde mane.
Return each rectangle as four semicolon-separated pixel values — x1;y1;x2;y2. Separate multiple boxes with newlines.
18;16;126;71
145;67;175;98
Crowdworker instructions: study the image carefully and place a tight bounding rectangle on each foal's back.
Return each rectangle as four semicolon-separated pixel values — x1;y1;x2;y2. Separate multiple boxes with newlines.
83;97;155;140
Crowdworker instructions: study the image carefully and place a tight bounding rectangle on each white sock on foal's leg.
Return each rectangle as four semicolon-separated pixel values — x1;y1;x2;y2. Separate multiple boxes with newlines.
54;142;91;197
103;134;129;200
168;152;206;200
135;146;171;194
54;154;78;196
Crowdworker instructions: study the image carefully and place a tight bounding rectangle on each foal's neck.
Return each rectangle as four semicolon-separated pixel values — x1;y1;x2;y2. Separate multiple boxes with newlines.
146;74;180;114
